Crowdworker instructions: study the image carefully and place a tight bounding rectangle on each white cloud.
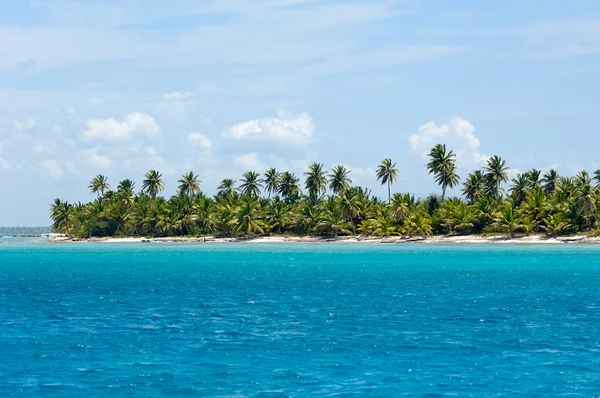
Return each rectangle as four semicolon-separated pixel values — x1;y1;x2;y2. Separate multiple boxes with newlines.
234;152;265;170
83;148;112;170
157;101;190;118
33;142;58;155
341;164;377;187
187;133;212;149
225;109;314;146
86;94;121;107
165;91;193;100
409;117;488;168
0;142;8;171
82;112;159;142
38;159;63;180
14;118;37;133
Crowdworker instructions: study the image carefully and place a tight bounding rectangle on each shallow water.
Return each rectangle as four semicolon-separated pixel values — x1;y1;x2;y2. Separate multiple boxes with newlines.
1;241;600;396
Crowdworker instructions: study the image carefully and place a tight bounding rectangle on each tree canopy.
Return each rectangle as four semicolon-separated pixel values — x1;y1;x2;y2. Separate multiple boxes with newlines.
51;146;600;239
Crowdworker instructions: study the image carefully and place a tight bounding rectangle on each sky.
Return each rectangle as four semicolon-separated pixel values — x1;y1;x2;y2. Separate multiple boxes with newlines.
1;0;600;226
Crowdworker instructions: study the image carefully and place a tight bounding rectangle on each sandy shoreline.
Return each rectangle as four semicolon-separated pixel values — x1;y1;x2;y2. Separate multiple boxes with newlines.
48;234;600;244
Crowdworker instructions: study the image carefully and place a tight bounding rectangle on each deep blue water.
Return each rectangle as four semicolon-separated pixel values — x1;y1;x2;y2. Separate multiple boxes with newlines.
2;241;600;396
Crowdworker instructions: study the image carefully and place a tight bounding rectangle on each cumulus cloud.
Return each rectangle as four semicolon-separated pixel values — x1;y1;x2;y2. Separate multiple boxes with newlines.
83;148;112;169
187;133;212;149
82;112;159;142
409;117;488;168
341;164;377;186
164;91;193;100
224;109;314;146
234;152;265;170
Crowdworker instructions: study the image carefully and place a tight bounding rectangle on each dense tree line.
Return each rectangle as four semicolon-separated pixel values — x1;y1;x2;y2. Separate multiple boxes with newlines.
50;144;600;239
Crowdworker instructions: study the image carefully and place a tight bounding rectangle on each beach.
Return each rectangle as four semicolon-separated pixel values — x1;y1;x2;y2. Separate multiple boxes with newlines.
47;234;600;244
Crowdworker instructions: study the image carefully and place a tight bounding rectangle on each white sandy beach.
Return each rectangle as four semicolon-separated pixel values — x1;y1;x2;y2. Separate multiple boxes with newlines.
48;234;600;244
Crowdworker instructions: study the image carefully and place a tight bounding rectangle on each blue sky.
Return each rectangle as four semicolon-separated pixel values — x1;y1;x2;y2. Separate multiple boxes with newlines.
1;0;600;225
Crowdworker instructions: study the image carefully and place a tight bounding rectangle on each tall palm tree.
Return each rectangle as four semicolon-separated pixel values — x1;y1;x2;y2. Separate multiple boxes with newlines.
509;173;529;205
304;163;328;197
178;171;201;196
594;168;600;189
239;171;263;197
263;167;281;198
116;179;136;208
462;170;485;204
574;171;597;229
542;169;560;196
217;178;236;198
376;158;399;201
328;165;352;194
88;174;110;197
426;144;460;201
525;169;542;189
142;170;164;199
484;155;509;199
278;171;300;199
117;179;135;195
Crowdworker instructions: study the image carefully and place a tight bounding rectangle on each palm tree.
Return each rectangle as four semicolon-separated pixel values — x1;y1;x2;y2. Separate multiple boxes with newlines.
594;168;600;189
484;155;509;199
304;163;328;197
462;170;485;204
217;178;236;198
426;144;460;201
265;197;293;233
49;198;74;236
142;170;164;199
232;197;264;236
328;165;352;194
239;171;263;197
574;171;597;229
117;179;135;195
525;169;542;189
263;168;281;198
88;174;110;197
116;179;136;209
315;210;352;237
403;212;432;237
376;158;399;201
542;169;560;196
492;206;523;238
338;191;362;228
509;173;529;205
178;171;200;196
278;171;300;199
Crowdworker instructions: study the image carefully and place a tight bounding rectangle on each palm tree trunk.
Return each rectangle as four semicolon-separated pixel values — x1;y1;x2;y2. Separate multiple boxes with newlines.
387;181;391;201
442;186;446;202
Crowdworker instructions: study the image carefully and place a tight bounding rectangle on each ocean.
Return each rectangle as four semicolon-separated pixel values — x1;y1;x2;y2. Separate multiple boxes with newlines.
1;241;600;396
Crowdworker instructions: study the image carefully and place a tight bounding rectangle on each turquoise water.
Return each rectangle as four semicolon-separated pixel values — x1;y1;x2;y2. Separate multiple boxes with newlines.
2;241;600;396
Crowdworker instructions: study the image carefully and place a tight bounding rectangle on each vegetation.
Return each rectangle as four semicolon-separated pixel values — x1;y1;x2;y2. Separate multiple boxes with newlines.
50;146;600;239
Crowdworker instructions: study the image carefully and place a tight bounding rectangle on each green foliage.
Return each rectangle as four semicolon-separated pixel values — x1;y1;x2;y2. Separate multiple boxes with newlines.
426;144;460;201
50;151;600;239
376;158;399;200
